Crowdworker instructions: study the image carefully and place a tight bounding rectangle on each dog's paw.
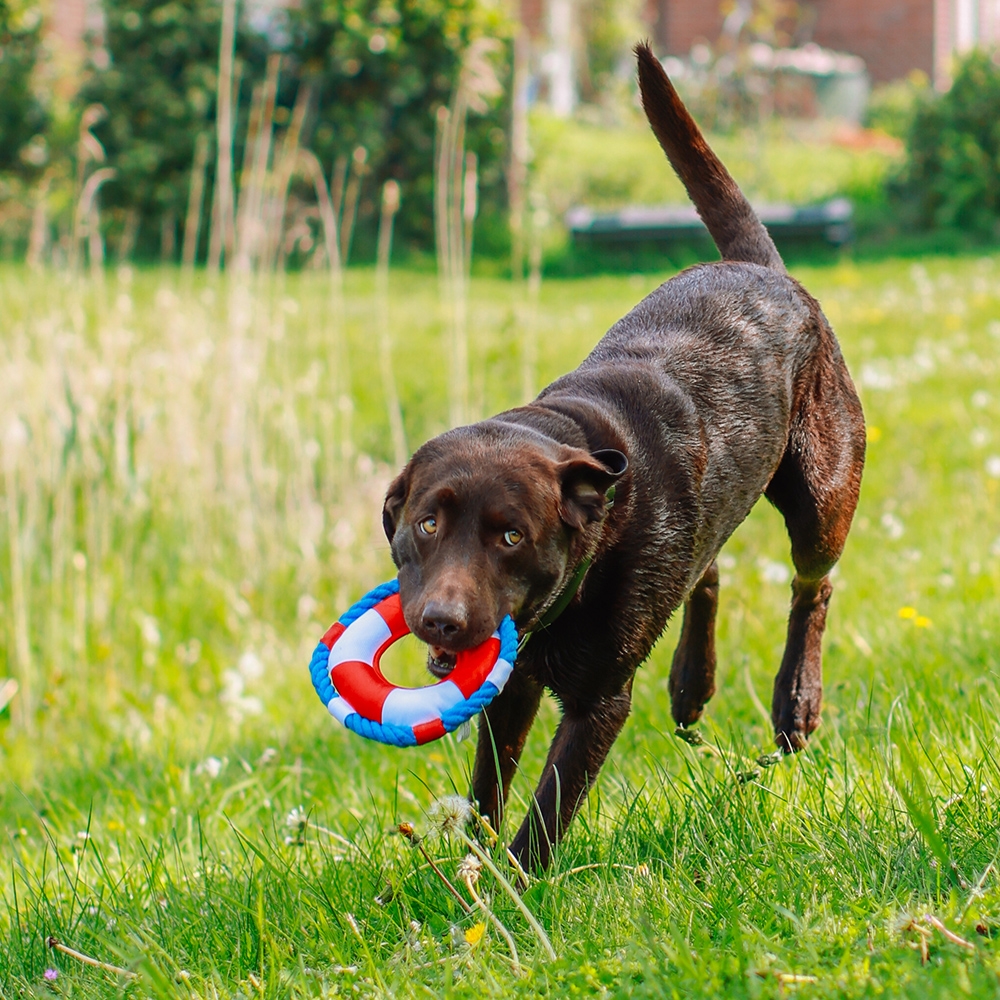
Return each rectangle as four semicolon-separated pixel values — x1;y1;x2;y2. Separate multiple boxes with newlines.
774;724;814;754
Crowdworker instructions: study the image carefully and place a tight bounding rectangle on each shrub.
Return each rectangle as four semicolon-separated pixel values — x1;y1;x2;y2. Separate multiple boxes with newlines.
897;50;1000;236
284;0;511;255
77;0;510;262
79;0;269;259
864;70;929;140
0;0;45;175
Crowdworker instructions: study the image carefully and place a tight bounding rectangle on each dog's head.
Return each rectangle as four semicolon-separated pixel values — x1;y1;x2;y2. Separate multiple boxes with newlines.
382;422;626;674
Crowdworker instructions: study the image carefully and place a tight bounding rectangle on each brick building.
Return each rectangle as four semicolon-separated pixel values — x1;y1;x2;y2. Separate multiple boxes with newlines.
643;0;1000;86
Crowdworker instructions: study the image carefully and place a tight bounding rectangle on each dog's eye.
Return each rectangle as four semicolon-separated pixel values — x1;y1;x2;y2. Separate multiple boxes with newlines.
503;529;523;547
418;516;437;536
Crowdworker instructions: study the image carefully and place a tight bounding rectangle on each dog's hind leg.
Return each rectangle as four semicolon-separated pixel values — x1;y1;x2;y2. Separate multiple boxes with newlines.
669;561;720;726
765;354;865;752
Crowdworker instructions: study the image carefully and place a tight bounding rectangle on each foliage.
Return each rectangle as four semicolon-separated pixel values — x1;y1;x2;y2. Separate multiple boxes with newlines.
575;0;642;102
283;0;511;253
70;0;510;261
0;253;999;994
0;0;45;175
897;50;1000;236
865;69;930;140
78;0;269;258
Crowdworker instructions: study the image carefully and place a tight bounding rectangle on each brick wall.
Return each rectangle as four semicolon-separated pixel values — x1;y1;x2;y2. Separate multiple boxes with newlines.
809;0;934;82
641;0;934;82
649;2;724;52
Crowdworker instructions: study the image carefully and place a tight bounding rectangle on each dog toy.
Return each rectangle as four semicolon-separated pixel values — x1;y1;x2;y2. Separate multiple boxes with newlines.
308;579;517;747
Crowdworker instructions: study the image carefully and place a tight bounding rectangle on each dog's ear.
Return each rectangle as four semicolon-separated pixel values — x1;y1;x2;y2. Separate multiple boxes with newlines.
382;470;409;543
558;449;628;531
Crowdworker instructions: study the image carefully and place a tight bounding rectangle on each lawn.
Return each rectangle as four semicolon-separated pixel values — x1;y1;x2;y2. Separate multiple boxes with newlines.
1;252;999;998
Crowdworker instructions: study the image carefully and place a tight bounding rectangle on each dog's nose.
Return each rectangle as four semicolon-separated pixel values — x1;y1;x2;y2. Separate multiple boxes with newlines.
421;601;467;642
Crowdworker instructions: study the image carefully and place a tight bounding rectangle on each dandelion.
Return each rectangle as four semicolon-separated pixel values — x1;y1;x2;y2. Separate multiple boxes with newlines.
457;852;481;882
899;607;932;628
757;559;790;585
285;806;308;846
196;756;224;778
428;795;473;834
881;512;905;539
429;797;556;960
458;852;520;970
397;822;472;914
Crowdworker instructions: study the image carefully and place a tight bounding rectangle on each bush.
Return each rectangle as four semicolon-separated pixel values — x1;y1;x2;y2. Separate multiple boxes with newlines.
76;0;510;262
80;0;269;259
0;0;45;175
897;50;1000;236
284;0;511;255
864;70;929;140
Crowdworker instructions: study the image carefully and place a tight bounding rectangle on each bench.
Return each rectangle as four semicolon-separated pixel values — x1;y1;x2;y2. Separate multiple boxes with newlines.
565;197;852;248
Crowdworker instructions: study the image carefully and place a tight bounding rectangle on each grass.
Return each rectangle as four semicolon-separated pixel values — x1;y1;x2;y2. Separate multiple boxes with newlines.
1;251;999;997
530;112;898;216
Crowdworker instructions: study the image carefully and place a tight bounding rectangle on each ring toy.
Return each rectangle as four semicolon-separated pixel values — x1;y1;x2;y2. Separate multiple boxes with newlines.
309;579;517;747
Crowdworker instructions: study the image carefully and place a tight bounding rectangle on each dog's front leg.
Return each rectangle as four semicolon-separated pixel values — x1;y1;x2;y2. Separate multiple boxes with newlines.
509;679;633;870
472;668;544;831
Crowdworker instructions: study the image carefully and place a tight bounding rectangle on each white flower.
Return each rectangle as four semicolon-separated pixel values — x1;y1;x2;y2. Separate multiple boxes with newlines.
429;796;473;833
286;806;308;830
238;651;264;681
985;456;1000;479
457;853;481;883
757;559;790;585
881;512;904;540
197;756;223;779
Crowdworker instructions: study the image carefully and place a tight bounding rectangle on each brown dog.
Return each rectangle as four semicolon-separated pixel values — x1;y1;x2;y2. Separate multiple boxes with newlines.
382;44;865;869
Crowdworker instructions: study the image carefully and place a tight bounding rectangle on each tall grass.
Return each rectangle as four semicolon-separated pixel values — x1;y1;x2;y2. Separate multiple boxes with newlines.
1;253;999;997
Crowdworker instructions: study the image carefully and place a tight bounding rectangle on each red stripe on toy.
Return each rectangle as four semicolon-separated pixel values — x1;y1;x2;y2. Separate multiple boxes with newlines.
413;718;447;744
330;661;393;722
371;593;409;682
321;622;346;649
375;593;408;638
452;637;501;697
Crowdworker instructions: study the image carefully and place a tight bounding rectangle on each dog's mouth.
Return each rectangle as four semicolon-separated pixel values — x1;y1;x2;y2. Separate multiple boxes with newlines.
426;645;458;679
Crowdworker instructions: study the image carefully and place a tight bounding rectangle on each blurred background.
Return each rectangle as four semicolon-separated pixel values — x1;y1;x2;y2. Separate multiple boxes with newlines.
0;0;998;271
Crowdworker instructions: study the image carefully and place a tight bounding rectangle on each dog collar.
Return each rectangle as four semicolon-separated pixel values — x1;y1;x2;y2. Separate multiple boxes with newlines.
518;483;616;651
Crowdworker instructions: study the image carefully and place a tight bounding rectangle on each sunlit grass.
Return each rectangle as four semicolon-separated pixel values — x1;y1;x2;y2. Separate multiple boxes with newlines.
1;253;999;997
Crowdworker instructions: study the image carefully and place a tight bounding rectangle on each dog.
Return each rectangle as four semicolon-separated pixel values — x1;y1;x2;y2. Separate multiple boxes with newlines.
382;43;865;870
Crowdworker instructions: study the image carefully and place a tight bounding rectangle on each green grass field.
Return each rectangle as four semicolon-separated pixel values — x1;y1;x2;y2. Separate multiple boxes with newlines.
1;253;999;997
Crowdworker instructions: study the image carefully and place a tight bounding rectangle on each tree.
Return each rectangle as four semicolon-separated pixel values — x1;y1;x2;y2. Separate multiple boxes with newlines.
0;0;45;175
283;0;510;253
899;50;1000;236
80;0;267;258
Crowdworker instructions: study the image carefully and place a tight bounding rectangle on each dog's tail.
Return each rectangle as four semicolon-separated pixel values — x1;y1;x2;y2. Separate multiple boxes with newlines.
635;42;784;272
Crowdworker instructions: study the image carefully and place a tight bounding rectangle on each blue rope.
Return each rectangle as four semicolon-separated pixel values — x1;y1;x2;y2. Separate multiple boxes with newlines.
339;578;400;626
344;713;419;747
309;579;518;748
309;639;336;704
